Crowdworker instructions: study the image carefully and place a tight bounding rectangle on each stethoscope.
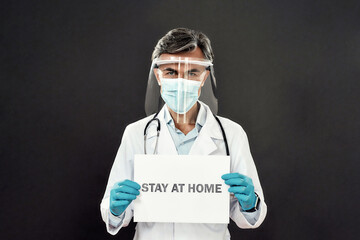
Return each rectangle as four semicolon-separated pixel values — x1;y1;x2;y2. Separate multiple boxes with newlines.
144;112;230;156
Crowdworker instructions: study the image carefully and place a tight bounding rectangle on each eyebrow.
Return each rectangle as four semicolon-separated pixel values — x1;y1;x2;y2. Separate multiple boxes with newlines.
163;67;177;72
162;67;201;73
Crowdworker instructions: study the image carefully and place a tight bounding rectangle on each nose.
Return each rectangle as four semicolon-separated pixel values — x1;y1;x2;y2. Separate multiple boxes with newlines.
178;71;185;78
177;64;188;78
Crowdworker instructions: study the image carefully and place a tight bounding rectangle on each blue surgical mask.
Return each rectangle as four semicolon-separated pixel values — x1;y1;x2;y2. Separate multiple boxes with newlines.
160;78;201;114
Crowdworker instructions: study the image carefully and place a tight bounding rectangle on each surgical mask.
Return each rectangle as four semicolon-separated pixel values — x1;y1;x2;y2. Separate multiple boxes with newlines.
160;78;201;114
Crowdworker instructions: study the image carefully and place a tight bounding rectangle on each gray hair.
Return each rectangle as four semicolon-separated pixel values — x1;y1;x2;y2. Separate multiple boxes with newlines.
151;28;214;62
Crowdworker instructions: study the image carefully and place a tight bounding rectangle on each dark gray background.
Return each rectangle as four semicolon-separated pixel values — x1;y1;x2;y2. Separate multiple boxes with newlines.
1;0;359;239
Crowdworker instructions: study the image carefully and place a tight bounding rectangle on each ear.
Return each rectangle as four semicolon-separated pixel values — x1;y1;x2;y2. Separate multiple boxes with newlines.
153;68;161;86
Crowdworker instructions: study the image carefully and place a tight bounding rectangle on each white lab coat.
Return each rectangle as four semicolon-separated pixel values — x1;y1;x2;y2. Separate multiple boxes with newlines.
100;101;267;240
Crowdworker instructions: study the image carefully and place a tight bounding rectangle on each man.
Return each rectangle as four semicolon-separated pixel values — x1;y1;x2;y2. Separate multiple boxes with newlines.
100;28;267;240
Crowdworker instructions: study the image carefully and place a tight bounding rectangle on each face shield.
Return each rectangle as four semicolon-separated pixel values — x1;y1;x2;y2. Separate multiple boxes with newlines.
144;56;218;124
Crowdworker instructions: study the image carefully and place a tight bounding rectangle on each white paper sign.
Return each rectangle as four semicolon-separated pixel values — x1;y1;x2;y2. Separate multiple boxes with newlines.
133;154;230;224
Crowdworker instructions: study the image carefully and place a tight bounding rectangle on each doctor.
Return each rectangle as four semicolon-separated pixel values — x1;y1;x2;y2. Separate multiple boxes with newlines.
100;28;267;240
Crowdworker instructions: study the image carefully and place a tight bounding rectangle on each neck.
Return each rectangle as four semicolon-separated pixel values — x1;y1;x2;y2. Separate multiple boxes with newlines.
168;102;200;135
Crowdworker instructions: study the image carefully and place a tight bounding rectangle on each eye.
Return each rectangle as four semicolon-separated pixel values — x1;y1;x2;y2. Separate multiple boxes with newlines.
165;70;176;76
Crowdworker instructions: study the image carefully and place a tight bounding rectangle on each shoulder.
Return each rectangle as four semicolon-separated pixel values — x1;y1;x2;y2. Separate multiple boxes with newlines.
216;115;246;134
200;101;249;142
200;101;247;136
215;115;249;143
123;114;156;138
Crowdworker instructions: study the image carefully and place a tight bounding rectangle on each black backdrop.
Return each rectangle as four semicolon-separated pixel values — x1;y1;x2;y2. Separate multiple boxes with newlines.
1;0;359;239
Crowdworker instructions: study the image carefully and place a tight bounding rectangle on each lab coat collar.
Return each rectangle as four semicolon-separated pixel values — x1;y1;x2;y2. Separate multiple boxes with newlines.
197;101;224;140
163;102;206;134
154;101;224;155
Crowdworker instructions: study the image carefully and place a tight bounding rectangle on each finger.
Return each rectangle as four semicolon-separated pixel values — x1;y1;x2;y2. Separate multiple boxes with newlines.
114;192;137;201
230;184;253;195
243;176;254;185
224;178;246;187
228;186;247;194
118;179;141;190
235;193;250;203
222;173;247;180
111;200;130;208
115;185;140;195
245;183;254;194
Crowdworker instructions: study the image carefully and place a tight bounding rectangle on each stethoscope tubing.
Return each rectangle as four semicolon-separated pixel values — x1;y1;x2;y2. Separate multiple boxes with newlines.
144;113;229;156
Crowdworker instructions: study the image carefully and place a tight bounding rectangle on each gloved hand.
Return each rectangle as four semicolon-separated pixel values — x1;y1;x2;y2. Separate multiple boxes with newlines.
222;173;257;211
110;179;141;216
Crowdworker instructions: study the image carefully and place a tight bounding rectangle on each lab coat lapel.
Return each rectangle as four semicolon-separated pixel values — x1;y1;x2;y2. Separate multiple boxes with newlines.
189;103;224;155
189;129;217;155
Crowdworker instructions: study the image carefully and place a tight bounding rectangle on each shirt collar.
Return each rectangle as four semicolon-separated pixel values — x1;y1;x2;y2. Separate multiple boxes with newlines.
164;102;207;132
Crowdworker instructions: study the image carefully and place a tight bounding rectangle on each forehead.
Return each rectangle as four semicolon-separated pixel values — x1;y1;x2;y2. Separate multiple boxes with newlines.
158;63;206;71
157;47;209;70
159;47;206;60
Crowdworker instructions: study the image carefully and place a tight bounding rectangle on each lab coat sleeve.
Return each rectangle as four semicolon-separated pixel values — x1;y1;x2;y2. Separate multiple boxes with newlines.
228;123;267;228
100;126;137;235
239;204;261;225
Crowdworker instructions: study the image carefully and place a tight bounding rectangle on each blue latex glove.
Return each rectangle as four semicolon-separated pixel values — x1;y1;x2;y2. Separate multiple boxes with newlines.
222;173;257;211
110;179;141;216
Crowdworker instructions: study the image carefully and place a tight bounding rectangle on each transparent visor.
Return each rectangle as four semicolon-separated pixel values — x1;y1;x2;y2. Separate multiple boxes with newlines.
145;56;218;124
154;57;212;124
